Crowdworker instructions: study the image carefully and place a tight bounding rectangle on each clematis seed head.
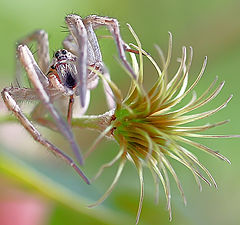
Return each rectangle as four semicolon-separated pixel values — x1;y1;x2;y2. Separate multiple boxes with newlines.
87;24;238;224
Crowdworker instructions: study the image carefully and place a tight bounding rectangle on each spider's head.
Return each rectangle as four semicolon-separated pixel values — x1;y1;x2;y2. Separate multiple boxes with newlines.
54;49;76;63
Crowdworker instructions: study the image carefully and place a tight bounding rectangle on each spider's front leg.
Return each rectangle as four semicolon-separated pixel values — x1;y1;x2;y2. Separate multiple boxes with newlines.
16;44;84;165
1;87;89;184
65;15;88;108
83;15;137;80
82;19;116;110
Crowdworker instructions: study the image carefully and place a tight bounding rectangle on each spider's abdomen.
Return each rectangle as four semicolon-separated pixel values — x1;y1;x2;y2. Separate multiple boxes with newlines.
56;63;77;90
65;71;76;89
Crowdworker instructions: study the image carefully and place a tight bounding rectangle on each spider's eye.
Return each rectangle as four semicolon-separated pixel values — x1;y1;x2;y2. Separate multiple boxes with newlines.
61;49;67;55
55;51;60;58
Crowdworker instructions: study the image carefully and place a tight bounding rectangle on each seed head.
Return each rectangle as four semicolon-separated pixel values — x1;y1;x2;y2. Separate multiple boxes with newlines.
88;25;237;224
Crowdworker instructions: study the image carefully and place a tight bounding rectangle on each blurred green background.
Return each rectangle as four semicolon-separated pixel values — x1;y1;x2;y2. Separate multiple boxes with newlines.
0;0;240;225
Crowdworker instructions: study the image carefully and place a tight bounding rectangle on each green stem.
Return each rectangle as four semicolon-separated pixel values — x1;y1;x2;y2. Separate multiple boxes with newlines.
72;115;105;130
72;110;114;133
0;110;114;133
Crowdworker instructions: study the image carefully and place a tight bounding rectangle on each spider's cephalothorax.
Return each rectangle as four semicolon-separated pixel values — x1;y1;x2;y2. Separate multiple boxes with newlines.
47;48;101;96
47;49;77;94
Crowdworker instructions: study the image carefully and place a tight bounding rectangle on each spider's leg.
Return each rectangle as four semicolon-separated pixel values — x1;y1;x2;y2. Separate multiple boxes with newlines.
31;102;59;131
65;15;88;108
18;30;50;74
67;95;74;125
1;87;89;184
31;88;69;131
80;21;115;109
62;33;98;65
99;65;116;110
62;35;78;55
1;86;40;101
83;21;102;65
15;30;49;88
66;93;90;125
32;90;90;131
3;87;59;132
17;45;84;165
83;15;137;80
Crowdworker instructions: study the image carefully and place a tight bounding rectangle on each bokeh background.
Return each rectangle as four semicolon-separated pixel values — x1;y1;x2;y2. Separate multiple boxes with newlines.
0;0;240;225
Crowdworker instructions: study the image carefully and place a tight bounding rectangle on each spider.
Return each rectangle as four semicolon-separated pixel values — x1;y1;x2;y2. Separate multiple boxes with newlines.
1;14;136;184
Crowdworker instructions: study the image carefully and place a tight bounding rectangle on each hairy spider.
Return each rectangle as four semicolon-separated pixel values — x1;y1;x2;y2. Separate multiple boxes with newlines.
1;14;136;184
